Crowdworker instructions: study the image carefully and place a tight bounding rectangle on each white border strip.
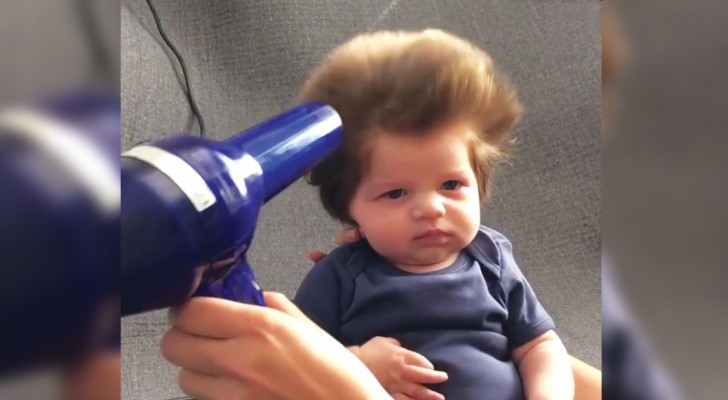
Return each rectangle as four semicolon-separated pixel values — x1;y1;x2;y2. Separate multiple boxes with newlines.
0;108;121;215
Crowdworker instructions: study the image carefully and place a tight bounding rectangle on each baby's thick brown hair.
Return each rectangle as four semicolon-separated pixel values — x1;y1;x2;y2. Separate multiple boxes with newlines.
296;29;523;225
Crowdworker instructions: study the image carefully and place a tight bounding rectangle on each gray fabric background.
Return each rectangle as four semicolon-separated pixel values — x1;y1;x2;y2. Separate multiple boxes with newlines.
121;1;601;398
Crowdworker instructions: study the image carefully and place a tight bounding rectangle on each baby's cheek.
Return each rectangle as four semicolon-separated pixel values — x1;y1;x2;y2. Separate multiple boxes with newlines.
365;221;403;250
455;201;481;241
367;219;396;241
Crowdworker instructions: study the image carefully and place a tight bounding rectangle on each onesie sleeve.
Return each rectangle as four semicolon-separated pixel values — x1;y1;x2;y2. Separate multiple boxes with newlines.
293;247;349;341
494;234;556;351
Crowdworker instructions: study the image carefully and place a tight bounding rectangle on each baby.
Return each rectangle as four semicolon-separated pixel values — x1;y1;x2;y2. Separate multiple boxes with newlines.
294;29;574;400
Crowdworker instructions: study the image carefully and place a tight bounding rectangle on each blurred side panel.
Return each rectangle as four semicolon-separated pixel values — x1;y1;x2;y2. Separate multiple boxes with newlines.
604;1;728;399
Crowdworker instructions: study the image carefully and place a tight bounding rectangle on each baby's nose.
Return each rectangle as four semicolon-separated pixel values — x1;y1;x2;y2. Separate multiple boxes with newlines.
411;194;446;220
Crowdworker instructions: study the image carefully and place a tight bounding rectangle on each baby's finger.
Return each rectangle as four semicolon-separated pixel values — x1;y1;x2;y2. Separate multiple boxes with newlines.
401;364;449;384
381;336;401;347
403;349;435;369
399;382;445;400
392;393;415;400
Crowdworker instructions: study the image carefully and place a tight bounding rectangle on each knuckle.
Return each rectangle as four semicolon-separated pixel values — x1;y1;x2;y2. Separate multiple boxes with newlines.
415;386;430;397
409;384;431;399
396;354;409;369
223;332;280;381
158;331;176;362
256;312;284;336
265;291;287;305
212;347;251;381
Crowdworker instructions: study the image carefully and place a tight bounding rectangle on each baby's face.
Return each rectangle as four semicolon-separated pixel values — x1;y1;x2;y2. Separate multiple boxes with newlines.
349;122;481;272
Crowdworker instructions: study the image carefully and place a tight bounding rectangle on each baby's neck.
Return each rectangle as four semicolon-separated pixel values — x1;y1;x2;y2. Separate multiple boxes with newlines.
391;251;461;274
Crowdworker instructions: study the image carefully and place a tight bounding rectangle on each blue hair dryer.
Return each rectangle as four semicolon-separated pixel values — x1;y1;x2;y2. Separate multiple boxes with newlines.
121;102;342;316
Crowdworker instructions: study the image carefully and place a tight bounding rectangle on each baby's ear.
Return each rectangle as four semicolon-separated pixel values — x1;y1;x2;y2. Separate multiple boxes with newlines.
350;226;364;241
335;226;363;246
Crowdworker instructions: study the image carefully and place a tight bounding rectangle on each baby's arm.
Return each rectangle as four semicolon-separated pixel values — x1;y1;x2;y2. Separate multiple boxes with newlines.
484;228;575;400
512;330;574;400
295;250;446;400
294;251;346;340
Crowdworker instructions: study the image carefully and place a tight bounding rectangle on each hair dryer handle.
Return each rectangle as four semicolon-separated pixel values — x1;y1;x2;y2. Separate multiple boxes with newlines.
194;258;267;306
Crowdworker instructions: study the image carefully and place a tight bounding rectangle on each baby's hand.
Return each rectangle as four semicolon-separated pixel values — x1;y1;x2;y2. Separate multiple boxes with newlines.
351;336;448;400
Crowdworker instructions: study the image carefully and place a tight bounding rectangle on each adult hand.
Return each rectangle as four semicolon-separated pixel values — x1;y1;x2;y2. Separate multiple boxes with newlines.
308;227;361;262
161;292;389;400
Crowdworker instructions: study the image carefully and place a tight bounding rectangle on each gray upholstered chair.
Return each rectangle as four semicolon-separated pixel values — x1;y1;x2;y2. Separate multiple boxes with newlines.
121;1;600;398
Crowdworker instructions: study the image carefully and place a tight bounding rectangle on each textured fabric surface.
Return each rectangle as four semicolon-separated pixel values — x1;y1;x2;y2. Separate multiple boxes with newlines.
121;1;600;398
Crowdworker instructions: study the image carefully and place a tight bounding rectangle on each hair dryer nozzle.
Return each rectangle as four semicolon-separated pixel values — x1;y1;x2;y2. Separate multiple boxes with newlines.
226;102;342;202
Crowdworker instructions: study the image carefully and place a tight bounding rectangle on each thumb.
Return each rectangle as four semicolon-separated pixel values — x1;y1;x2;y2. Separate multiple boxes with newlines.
263;292;313;324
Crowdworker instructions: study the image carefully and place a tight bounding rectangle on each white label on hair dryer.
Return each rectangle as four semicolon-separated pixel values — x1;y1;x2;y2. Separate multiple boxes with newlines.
0;108;120;216
122;145;216;211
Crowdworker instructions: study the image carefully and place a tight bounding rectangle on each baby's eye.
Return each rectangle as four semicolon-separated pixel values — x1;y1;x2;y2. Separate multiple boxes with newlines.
442;180;460;190
384;189;405;199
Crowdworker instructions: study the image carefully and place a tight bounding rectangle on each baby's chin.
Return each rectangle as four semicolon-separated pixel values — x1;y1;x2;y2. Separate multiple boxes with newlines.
388;250;461;273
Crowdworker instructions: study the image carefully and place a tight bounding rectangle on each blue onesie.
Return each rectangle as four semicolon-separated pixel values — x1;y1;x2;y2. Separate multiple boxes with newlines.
294;226;554;400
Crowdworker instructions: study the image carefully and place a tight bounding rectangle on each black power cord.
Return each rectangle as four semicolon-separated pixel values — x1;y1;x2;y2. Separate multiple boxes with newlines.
145;0;206;137
142;3;206;398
